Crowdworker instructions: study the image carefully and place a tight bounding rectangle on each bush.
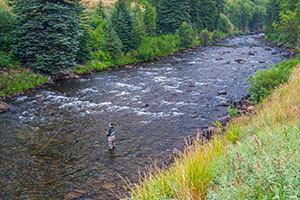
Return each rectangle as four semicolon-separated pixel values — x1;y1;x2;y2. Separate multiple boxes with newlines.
248;59;300;101
228;106;239;117
199;29;212;45
178;22;197;47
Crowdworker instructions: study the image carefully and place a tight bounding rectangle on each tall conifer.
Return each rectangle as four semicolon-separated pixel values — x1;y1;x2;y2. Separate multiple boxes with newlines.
10;0;83;73
156;0;191;34
110;0;133;52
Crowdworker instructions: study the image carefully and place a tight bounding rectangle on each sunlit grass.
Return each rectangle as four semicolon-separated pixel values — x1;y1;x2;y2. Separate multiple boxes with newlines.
129;65;300;199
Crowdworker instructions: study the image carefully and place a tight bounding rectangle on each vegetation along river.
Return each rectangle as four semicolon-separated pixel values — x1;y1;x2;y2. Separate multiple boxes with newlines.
0;35;288;199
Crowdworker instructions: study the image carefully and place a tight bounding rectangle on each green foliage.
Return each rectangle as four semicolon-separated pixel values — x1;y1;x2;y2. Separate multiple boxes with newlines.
102;22;123;60
0;68;48;97
199;29;212;45
265;0;300;47
110;0;133;52
156;0;191;34
95;0;106;19
90;19;107;51
228;106;239;118
217;13;234;33
177;22;196;47
10;0;84;74
248;59;300;101
225;0;266;32
77;23;93;64
144;4;156;35
0;1;14;51
131;6;146;50
209;123;300;199
137;34;180;61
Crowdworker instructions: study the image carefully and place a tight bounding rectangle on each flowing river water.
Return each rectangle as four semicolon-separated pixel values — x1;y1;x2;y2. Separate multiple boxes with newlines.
0;35;288;199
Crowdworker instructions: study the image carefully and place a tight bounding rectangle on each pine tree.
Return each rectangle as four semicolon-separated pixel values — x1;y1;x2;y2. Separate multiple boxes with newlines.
156;0;191;34
10;0;83;74
96;0;106;19
103;22;123;59
144;4;156;35
77;24;93;64
110;0;133;52
131;5;146;49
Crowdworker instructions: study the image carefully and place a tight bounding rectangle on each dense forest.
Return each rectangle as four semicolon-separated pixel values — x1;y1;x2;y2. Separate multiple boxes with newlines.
0;0;299;96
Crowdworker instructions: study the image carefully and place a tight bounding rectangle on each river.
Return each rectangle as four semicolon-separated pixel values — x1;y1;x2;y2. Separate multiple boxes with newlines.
0;35;288;199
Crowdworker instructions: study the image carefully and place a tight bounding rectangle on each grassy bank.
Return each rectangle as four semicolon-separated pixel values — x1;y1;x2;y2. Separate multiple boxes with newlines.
129;63;300;199
0;67;48;98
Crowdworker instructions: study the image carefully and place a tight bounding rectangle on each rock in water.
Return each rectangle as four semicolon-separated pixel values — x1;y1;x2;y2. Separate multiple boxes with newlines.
218;101;230;107
0;102;11;113
35;94;43;98
216;57;224;61
234;58;246;64
103;183;116;190
217;90;227;95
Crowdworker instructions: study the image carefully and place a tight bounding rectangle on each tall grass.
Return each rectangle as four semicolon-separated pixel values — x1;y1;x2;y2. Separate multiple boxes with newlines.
129;65;300;199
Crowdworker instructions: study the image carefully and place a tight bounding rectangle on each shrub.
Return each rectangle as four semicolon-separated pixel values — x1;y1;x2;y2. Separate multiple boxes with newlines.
248;59;300;101
178;22;197;47
228;106;239;117
199;29;212;45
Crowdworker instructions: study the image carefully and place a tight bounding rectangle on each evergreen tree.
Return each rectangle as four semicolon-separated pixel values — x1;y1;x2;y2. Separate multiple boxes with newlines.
144;4;156;35
77;23;93;64
265;0;281;29
96;0;106;19
110;0;133;52
131;6;146;49
10;0;83;74
156;0;191;34
103;22;123;59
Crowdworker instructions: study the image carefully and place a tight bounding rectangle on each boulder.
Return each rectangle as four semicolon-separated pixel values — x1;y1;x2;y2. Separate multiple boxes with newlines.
35;94;43;98
259;60;266;63
0;102;11;113
217;90;227;95
143;103;150;108
217;115;232;126
234;58;246;64
223;50;231;54
247;106;255;112
216;57;224;61
218;101;229;107
265;47;271;51
103;183;116;190
203;56;210;59
233;43;238;48
124;65;133;69
247;51;255;56
191;114;199;118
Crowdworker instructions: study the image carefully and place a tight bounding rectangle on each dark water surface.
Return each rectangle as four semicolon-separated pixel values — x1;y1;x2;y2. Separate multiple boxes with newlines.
0;35;288;199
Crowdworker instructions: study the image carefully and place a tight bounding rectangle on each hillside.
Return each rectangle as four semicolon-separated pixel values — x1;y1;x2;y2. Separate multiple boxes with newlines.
83;0;116;8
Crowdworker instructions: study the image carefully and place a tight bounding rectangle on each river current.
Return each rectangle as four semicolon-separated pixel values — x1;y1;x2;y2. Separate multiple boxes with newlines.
0;35;288;199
